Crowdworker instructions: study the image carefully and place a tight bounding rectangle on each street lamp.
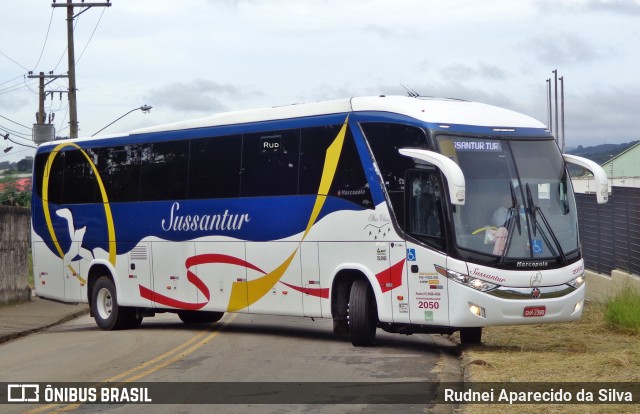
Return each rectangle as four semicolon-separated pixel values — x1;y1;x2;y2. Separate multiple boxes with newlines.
92;105;153;137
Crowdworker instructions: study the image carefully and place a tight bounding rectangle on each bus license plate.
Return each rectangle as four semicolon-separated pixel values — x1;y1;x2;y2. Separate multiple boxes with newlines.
523;306;546;317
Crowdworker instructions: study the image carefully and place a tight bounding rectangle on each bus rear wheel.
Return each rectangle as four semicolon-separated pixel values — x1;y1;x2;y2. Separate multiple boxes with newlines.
348;279;378;346
91;276;132;330
178;310;224;324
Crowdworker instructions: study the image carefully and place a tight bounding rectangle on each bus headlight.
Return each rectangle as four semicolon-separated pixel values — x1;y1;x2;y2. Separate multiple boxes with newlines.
436;266;498;292
567;274;585;289
468;278;498;291
469;302;486;318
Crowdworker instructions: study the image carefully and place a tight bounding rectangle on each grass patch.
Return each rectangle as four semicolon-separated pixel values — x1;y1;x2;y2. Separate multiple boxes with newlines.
604;287;640;334
458;302;640;414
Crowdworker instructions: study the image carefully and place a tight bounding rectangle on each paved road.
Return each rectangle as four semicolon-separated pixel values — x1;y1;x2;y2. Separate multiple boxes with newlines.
0;311;461;413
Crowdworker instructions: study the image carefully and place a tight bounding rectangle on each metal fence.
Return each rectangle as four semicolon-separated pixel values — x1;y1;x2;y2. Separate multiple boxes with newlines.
575;186;640;275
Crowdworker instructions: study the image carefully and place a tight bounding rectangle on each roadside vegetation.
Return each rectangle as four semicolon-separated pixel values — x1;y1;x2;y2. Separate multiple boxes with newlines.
604;286;640;334
0;157;33;207
0;183;31;207
457;292;640;414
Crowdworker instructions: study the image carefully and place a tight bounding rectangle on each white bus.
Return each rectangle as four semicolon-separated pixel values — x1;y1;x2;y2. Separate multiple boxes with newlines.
31;96;608;345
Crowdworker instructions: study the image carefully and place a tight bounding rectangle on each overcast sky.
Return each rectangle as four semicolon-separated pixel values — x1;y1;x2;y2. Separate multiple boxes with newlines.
1;0;639;163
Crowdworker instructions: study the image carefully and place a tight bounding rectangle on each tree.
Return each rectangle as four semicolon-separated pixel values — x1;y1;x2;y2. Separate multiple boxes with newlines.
16;157;33;173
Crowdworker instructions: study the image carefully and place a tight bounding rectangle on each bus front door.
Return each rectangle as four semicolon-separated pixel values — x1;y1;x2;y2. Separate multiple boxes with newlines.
405;170;450;326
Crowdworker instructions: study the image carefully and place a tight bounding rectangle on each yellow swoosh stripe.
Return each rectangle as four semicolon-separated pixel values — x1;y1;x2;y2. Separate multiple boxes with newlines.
42;143;117;274
227;116;349;312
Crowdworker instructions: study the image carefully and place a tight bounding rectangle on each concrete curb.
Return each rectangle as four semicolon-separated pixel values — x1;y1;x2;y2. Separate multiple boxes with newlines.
0;299;90;345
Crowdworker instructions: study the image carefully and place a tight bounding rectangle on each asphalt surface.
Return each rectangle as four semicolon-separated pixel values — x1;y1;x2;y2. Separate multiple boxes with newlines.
0;295;89;345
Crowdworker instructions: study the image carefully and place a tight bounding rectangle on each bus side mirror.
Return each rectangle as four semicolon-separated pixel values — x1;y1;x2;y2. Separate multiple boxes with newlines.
562;154;609;204
399;148;465;205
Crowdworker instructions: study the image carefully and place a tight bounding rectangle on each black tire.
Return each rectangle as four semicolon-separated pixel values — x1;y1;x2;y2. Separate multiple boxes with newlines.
460;327;482;345
91;276;131;330
332;280;350;337
125;310;143;329
348;279;378;346
178;310;224;324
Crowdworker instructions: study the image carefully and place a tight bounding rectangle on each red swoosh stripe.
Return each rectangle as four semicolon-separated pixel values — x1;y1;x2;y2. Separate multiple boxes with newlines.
279;281;330;299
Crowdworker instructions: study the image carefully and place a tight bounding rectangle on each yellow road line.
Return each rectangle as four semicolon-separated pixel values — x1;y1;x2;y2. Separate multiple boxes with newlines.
103;330;209;383
25;313;237;414
124;313;236;383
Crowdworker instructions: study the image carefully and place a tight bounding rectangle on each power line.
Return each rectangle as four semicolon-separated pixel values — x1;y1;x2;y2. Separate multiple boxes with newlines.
1;130;37;148
0;78;36;96
52;10;80;72
31;9;56;71
1;125;32;140
76;7;107;65
22;76;40;95
51;1;112;138
0;75;25;89
0;146;34;160
57;107;69;133
0;115;31;130
0;51;29;72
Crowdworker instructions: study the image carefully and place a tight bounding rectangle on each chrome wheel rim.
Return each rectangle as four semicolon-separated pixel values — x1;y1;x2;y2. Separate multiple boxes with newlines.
96;287;113;320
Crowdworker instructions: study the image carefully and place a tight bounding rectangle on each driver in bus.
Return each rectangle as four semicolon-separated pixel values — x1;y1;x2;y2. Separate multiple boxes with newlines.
490;192;511;228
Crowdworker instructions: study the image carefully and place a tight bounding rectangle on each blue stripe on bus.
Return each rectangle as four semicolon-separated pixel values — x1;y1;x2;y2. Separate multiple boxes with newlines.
31;195;368;256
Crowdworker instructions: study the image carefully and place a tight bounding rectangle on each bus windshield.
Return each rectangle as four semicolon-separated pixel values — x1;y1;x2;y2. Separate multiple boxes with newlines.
438;136;578;261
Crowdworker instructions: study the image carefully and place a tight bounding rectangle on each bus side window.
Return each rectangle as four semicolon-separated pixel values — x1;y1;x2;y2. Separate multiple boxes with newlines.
241;129;300;197
327;127;374;208
140;141;189;201
189;135;242;199
406;171;445;250
360;122;429;226
62;149;100;204
34;151;63;204
300;125;374;208
95;145;142;203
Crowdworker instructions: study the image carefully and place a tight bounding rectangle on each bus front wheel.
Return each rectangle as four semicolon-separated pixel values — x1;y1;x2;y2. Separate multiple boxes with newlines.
91;276;132;330
460;327;482;345
349;279;378;346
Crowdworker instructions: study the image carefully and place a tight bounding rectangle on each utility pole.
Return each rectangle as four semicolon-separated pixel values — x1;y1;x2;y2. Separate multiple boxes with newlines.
38;72;45;124
51;0;111;138
27;72;68;125
27;72;68;143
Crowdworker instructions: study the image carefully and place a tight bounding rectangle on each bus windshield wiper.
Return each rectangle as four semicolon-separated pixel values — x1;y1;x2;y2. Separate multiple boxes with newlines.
526;183;537;237
510;181;521;235
526;183;567;264
498;182;520;265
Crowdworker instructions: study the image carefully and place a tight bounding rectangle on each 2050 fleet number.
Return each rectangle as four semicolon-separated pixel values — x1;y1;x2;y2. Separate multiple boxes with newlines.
418;301;439;309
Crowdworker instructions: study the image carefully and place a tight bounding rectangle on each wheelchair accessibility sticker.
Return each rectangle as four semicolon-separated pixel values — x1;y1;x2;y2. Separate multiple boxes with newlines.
532;239;544;255
407;248;417;261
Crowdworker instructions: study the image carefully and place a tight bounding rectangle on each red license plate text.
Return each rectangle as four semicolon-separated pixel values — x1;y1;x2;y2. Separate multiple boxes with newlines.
523;306;546;317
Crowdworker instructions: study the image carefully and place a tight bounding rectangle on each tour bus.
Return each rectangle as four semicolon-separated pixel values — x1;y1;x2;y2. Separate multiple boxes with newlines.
31;95;608;345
